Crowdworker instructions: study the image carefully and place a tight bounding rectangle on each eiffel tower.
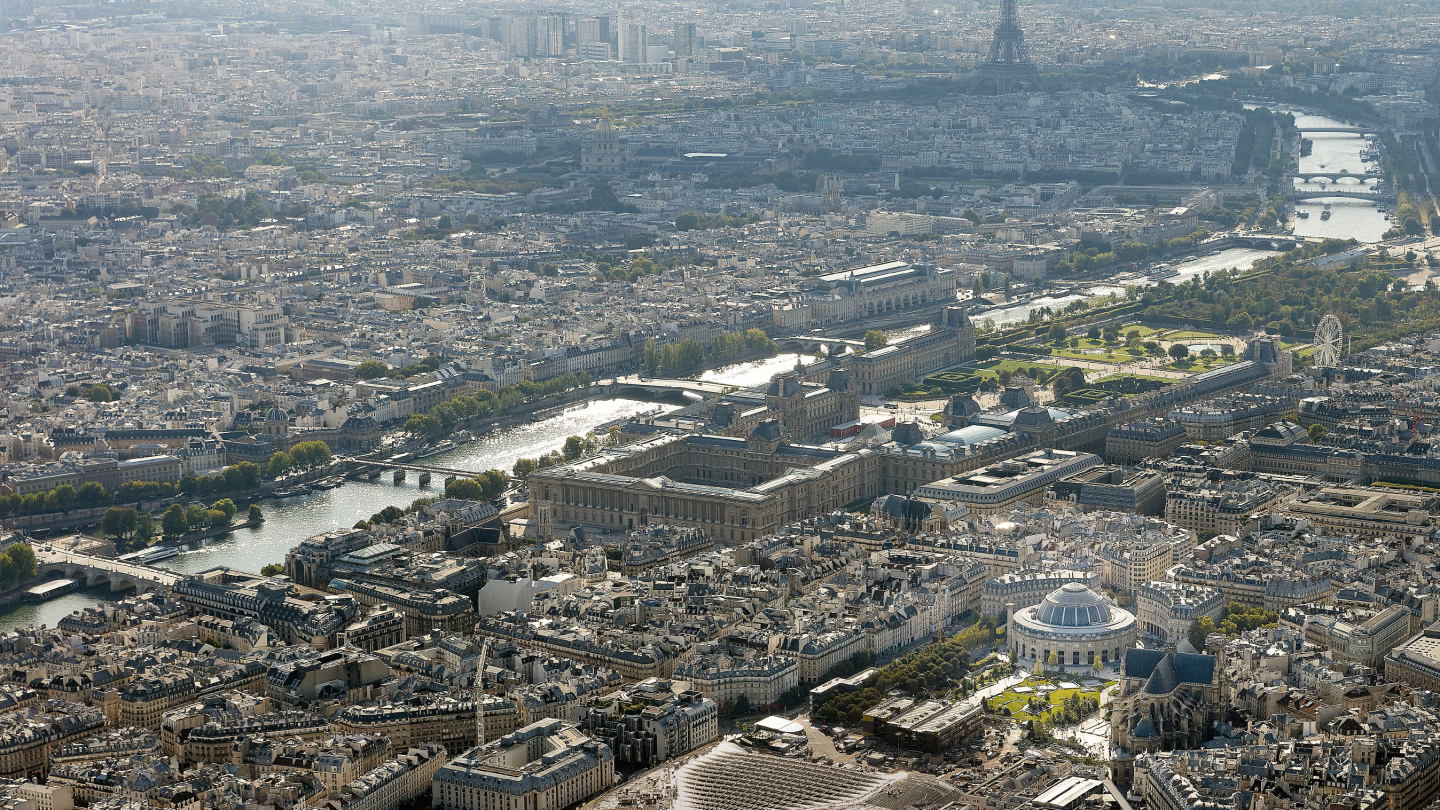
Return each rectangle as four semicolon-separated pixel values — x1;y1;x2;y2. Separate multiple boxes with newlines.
971;0;1040;94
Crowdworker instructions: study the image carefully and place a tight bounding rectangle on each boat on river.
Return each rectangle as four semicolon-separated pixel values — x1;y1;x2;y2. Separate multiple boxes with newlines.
417;440;456;459
119;546;181;564
272;484;312;498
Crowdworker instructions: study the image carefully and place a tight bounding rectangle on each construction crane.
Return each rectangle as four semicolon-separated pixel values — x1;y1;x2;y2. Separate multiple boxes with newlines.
1401;393;1428;438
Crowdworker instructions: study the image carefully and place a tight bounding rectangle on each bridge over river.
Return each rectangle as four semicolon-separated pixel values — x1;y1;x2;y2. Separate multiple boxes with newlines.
36;547;181;594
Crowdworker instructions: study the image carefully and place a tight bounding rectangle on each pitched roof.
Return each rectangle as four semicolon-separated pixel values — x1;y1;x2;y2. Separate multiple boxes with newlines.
1123;649;1216;692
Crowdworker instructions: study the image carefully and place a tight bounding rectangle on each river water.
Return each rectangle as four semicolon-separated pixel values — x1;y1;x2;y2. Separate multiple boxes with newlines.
1289;111;1391;243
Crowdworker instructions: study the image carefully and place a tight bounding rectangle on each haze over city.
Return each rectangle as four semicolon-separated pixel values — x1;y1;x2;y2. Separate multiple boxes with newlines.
1;3;1440;810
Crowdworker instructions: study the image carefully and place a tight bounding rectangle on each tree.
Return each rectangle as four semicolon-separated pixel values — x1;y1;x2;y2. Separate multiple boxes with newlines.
1086;326;1101;340
7;543;35;582
675;211;701;231
1168;343;1190;361
101;508;139;540
162;504;189;538
355;360;390;380
1188;616;1215;650
1048;323;1067;343
445;478;487;500
1092;655;1103;674
212;499;237;523
563;435;588;460
223;462;261;491
864;330;888;351
186;504;213;529
260;563;285;576
134;513;155;543
733;694;752;716
266;451;293;479
513;457;538;480
1047;650;1059;671
1308;423;1328;442
248;504;264;522
475;469;510;499
1033;659;1045;676
437;214;453;231
45;484;76;513
76;481;108;507
1008;647;1018;664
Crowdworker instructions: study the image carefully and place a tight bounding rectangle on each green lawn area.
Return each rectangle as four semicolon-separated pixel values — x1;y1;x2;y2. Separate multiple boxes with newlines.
987;675;1116;723
1092;372;1175;385
971;358;1061;380
1281;341;1317;359
1051;348;1134;364
1166;357;1239;373
1161;329;1223;341
1115;323;1164;338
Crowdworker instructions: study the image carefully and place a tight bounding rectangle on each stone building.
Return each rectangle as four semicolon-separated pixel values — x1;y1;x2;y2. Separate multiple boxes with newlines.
1109;649;1221;787
431;719;613;810
849;306;974;396
1007;583;1137;668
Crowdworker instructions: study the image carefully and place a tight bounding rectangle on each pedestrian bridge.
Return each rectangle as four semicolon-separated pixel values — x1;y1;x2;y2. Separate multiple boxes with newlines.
36;547;181;595
1302;126;1369;134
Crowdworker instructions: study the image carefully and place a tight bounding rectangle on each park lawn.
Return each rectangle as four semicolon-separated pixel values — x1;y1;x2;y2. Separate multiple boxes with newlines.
1051;348;1130;364
1115;323;1164;338
971;358;1060;379
1092;372;1176;385
1161;329;1224;341
986;676;1117;724
1166;357;1238;373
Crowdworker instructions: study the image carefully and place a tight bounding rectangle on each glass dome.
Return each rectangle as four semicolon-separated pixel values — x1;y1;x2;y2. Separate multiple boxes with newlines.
1035;583;1113;627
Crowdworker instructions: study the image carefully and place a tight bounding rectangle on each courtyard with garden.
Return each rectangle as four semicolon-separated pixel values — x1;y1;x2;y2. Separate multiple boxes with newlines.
986;674;1115;725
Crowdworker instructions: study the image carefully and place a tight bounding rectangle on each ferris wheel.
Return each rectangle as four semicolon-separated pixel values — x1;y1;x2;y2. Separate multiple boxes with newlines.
1314;314;1343;368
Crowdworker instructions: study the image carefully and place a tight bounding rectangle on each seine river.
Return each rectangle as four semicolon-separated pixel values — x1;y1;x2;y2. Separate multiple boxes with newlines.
1289;111;1391;243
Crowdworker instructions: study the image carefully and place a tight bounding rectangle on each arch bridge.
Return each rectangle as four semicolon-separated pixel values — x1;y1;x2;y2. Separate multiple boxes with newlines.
773;335;866;355
35;548;181;595
1285;188;1386;201
600;376;732;404
1290;172;1382;183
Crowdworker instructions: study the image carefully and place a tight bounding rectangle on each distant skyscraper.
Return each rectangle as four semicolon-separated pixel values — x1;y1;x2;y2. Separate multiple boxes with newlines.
619;16;647;63
971;0;1040;94
540;15;564;56
674;22;697;58
502;14;564;58
578;17;607;45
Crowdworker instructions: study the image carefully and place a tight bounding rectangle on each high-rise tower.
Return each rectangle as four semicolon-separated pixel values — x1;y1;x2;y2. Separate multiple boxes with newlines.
971;0;1040;94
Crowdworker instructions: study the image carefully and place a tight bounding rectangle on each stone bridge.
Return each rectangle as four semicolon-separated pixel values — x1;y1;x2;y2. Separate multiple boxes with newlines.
773;335;867;356
1285;187;1386;201
1290;172;1382;183
35;547;181;595
599;376;733;404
